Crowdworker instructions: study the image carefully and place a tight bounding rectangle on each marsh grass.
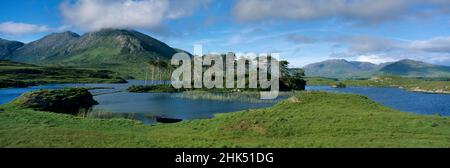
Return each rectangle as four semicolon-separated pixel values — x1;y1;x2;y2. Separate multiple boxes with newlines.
79;109;139;121
80;110;115;119
174;91;295;103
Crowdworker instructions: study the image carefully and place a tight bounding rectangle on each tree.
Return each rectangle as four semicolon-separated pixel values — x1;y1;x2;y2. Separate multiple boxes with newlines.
148;60;158;85
279;60;290;78
290;68;305;78
277;61;306;91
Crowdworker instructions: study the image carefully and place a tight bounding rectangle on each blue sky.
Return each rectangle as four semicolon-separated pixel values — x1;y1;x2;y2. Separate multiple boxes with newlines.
1;0;450;67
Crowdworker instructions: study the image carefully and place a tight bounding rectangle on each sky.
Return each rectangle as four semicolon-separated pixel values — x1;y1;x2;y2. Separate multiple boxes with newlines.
1;0;450;67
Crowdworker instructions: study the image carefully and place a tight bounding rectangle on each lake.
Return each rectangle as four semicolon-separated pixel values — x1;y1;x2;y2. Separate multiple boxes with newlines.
1;81;449;124
0;80;277;124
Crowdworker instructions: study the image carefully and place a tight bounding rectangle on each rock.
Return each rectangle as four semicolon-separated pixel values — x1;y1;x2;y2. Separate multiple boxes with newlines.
156;117;183;123
288;96;301;103
0;108;4;113
11;88;98;115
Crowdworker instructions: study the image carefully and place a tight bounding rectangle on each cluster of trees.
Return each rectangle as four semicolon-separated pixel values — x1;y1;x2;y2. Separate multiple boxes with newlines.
145;60;174;85
143;55;306;91
279;61;306;91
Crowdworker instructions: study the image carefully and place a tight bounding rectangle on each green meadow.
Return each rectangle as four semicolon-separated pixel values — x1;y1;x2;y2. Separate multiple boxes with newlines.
1;91;449;148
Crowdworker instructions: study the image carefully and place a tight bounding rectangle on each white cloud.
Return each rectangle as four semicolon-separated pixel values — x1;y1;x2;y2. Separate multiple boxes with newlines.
336;35;407;53
325;35;450;65
356;55;398;64
0;22;49;35
232;0;450;24
60;0;210;31
410;37;450;53
337;36;450;55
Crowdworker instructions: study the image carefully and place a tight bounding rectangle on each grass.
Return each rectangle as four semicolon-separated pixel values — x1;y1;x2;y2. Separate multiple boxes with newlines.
126;84;296;103
0;60;126;88
305;77;340;86
127;85;185;93
307;76;450;93
175;90;294;103
1;91;450;147
126;84;263;93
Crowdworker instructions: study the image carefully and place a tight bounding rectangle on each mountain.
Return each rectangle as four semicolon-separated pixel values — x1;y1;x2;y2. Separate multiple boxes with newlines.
303;59;383;78
56;29;178;65
10;31;80;62
304;59;450;78
377;59;450;77
0;38;24;59
3;29;182;78
10;29;178;65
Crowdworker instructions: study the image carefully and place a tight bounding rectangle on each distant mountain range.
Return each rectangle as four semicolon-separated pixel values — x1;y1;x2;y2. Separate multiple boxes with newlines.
303;59;383;78
0;29;184;78
304;59;450;78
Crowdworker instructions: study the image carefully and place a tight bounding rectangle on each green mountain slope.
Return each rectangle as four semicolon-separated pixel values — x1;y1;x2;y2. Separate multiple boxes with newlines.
59;29;178;66
10;29;178;65
0;38;24;59
5;29;181;78
10;31;80;62
377;59;450;77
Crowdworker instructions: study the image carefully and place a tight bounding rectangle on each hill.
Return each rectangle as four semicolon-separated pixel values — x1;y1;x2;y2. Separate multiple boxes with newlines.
377;59;450;77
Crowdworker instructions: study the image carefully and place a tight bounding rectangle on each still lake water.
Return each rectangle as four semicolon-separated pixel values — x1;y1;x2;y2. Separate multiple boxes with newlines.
1;80;449;123
0;80;276;124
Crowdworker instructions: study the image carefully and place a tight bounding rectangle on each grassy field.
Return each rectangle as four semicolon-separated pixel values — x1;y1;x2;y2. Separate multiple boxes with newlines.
0;60;126;88
306;76;450;93
1;91;450;148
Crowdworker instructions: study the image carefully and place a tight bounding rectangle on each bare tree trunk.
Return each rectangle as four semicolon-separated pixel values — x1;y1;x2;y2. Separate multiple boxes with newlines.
145;65;148;85
159;68;162;85
151;66;155;85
